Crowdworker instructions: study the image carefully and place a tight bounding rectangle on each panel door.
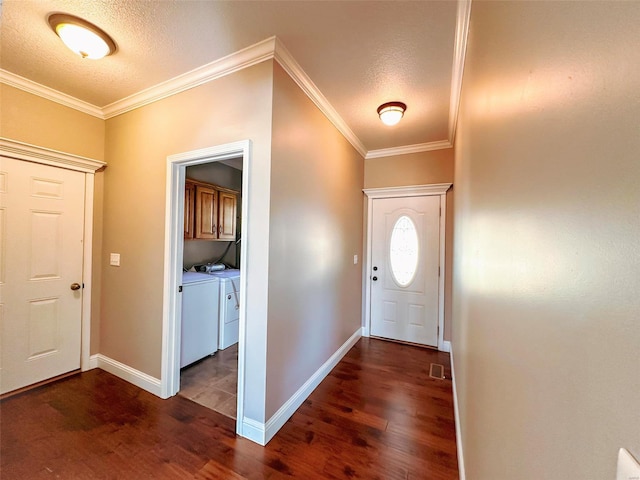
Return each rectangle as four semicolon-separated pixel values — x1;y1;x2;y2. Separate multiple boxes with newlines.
218;191;237;240
370;195;440;346
195;185;217;239
0;157;85;394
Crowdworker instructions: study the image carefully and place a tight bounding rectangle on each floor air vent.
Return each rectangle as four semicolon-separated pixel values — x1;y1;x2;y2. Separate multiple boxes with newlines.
429;363;445;380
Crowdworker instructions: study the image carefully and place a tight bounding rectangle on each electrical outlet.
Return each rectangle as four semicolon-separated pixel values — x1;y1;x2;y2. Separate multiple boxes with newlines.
617;448;640;480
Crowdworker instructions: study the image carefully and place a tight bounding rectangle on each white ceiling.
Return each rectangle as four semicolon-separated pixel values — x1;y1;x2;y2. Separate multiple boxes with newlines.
0;0;464;155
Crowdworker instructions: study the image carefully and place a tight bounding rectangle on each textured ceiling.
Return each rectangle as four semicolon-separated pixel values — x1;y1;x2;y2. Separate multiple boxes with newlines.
0;0;458;153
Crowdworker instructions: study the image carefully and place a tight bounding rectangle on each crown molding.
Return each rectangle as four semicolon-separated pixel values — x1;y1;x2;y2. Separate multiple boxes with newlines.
0;137;106;173
272;38;368;158
365;140;453;159
102;37;278;119
1;10;471;160
363;183;452;198
101;35;366;157
448;0;472;145
0;69;104;119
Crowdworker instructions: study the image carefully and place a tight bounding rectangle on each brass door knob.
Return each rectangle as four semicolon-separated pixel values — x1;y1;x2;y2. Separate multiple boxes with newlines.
70;283;81;291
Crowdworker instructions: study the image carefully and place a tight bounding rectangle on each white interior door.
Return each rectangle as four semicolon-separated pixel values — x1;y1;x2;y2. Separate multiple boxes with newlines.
0;157;85;394
370;195;441;346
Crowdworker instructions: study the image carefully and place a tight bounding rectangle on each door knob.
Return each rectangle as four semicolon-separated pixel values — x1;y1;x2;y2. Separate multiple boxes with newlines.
372;276;378;281
70;283;81;291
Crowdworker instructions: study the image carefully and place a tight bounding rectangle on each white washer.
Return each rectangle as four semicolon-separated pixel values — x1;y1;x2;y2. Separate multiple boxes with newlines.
181;272;219;368
209;269;240;350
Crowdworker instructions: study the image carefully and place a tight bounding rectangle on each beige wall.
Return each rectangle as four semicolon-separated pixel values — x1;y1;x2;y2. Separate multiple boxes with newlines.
364;149;453;189
453;2;640;479
364;149;455;341
0;84;105;160
266;63;364;418
101;58;274;423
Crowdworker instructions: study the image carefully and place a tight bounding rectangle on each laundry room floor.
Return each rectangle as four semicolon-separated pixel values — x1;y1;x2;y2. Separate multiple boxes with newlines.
179;344;238;419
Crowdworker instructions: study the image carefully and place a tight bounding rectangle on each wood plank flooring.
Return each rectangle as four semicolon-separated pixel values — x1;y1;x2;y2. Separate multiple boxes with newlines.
0;338;458;479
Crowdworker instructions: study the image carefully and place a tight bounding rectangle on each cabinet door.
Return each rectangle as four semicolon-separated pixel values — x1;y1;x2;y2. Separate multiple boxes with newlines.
195;185;218;239
184;182;194;240
218;191;237;240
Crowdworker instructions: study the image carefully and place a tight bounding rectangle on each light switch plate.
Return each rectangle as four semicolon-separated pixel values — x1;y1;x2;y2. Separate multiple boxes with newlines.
353;254;358;265
617;448;640;480
110;253;121;267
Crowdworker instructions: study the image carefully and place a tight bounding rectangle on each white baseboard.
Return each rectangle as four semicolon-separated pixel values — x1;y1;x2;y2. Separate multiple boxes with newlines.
87;354;99;370
91;354;163;397
442;340;451;353
264;326;363;444
449;345;466;480
241;327;363;446
240;417;267;445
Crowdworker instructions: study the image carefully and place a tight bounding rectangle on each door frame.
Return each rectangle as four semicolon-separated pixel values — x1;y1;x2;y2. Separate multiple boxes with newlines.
161;140;251;438
363;184;451;351
0;137;106;373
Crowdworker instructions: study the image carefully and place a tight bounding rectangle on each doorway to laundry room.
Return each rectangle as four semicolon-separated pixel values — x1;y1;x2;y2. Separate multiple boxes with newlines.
178;158;243;419
162;140;254;438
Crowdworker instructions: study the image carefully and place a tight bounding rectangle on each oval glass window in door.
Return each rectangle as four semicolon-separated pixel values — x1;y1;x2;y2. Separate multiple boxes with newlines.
389;215;419;286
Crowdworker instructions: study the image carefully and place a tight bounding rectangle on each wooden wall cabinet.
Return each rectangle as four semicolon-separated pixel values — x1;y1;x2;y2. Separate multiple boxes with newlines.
217;191;237;240
184;179;238;241
195;185;218;239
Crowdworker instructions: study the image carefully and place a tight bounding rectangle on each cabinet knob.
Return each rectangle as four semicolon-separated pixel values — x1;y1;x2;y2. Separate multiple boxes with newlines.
227;294;232;300
372;276;378;281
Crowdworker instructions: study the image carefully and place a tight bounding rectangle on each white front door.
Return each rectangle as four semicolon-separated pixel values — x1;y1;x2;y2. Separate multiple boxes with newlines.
0;157;85;394
370;195;441;346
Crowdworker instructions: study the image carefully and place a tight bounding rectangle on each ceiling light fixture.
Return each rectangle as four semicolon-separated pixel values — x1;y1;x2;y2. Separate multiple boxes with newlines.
48;13;116;60
377;101;407;126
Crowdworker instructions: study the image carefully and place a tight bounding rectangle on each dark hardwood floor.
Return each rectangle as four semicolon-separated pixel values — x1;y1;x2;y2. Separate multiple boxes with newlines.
0;338;458;479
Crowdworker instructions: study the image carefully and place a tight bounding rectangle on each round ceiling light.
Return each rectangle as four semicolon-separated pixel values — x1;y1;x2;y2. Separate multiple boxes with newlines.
48;13;116;60
377;101;407;126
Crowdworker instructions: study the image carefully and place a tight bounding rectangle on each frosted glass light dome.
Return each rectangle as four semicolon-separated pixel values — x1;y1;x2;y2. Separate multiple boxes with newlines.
49;14;116;60
377;102;407;126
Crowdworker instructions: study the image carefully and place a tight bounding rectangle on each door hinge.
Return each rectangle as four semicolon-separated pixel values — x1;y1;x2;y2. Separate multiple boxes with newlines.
178;285;183;293
438;266;441;277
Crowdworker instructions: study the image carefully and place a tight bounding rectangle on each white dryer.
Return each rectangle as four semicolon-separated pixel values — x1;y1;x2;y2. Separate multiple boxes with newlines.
209;269;240;350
